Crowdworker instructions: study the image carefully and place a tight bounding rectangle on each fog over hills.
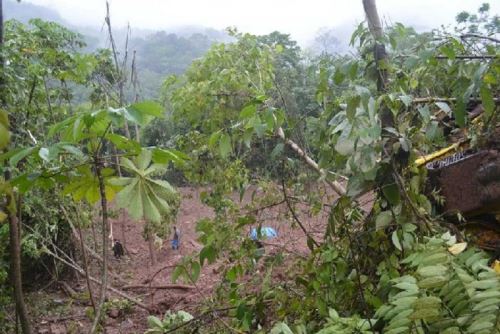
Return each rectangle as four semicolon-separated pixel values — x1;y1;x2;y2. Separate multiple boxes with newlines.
3;0;232;98
5;0;497;98
4;0;231;49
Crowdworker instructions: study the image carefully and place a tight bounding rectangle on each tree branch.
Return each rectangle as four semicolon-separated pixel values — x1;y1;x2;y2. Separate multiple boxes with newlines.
412;97;500;103
276;127;346;196
61;201;128;284
280;166;320;248
122;284;194;290
396;54;497;60
460;33;500;43
43;247;151;311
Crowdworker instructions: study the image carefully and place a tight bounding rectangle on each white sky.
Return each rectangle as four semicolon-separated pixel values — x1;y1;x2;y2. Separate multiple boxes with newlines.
24;0;500;44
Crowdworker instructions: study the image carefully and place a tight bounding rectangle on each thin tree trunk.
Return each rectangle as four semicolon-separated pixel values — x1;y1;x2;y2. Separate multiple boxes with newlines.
104;1;131;141
105;2;132;249
89;161;109;334
362;0;383;39
147;228;157;266
362;0;392;128
135;123;158;267
90;214;98;251
6;189;33;334
121;210;128;255
110;128;128;252
76;213;96;312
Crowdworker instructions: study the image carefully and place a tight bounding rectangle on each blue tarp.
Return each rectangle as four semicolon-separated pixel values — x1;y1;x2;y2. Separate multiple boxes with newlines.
249;227;278;240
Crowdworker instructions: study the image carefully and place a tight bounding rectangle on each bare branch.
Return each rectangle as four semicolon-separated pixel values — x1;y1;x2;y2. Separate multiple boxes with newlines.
280;166;320;248
122;284;194;290
396;54;497;60
412;97;500;103
43;247;151;311
460;33;500;43
276;127;346;196
59;204;96;312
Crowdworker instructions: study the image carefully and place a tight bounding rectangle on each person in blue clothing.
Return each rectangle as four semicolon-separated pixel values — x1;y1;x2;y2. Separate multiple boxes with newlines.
171;225;180;250
249;226;277;261
249;226;277;240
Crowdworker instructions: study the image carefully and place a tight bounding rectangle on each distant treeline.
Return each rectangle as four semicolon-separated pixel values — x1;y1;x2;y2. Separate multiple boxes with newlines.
4;0;227;98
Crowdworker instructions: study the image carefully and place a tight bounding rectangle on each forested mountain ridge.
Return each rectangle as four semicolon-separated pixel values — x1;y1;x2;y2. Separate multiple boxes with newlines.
4;0;64;24
4;0;227;98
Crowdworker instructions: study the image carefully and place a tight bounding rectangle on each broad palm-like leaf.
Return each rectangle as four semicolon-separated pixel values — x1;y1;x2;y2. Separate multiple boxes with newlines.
64;165;120;204
110;150;179;223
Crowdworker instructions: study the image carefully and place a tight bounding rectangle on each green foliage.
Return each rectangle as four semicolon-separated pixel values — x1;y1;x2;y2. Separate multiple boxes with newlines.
168;31;274;134
2;19;97;143
455;3;499;35
111;149;179;224
310;235;500;334
103;298;133;317
156;3;499;333
158;30;315;187
145;310;194;334
63;165;120;204
0;18;100;327
316;309;374;334
0;110;10;150
24;101;181;240
0;224;12;333
377;234;500;334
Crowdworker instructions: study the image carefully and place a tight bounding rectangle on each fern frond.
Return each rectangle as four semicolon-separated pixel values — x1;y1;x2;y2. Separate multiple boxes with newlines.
376;234;500;333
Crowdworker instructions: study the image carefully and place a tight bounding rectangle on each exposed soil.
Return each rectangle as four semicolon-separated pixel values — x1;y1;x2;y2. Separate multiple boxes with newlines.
32;184;355;333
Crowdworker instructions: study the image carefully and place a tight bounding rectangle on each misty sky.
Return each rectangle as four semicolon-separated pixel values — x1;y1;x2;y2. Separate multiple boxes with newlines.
23;0;500;44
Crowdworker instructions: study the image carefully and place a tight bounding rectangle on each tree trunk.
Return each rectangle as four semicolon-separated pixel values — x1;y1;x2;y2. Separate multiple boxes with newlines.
362;0;383;39
76;214;96;312
6;192;33;334
362;0;393;128
88;161;109;334
147;227;157;266
121;210;128;255
110;128;128;252
90;216;99;251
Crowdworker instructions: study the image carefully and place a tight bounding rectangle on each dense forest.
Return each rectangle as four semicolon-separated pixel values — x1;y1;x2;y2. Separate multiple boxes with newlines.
0;1;499;333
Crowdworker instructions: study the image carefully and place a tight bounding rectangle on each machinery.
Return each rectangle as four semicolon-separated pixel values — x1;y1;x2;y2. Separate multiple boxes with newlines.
416;114;500;258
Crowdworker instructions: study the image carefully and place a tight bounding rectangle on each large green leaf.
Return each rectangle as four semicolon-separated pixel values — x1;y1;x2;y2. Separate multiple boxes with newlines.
152;148;188;165
128;101;164;117
121;101;164;126
114;149;179;223
376;211;393;230
106;133;141;153
0;110;10;150
63;166;119;204
9;147;37;166
219;133;232;158
137;149;152;171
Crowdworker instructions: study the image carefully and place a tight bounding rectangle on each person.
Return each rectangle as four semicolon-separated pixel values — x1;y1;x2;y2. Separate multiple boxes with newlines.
249;227;277;263
112;239;124;258
249;226;277;240
171;226;180;250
